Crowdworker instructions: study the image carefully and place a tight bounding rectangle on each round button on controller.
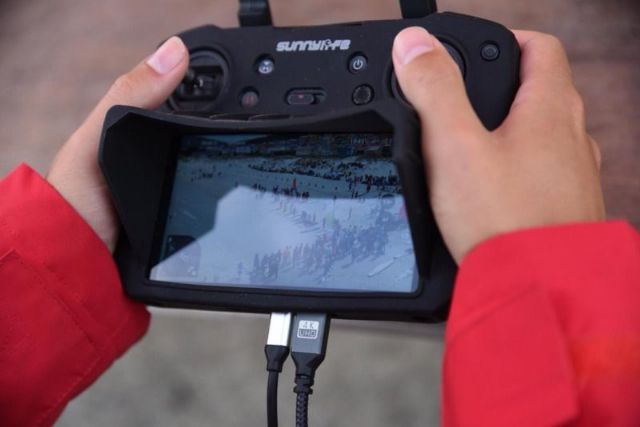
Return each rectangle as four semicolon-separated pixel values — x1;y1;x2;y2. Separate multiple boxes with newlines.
349;53;368;74
352;84;374;105
257;56;275;75
481;43;500;61
240;89;260;108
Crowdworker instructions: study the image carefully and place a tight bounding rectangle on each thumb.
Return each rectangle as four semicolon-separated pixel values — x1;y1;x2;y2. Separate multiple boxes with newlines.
47;36;188;250
392;27;485;144
80;36;189;140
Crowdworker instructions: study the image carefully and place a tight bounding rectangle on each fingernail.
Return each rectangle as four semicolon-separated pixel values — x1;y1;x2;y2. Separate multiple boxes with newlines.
393;27;435;66
146;36;186;75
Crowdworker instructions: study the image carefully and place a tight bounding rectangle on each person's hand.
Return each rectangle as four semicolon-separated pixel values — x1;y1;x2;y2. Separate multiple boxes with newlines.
48;37;189;252
392;27;605;264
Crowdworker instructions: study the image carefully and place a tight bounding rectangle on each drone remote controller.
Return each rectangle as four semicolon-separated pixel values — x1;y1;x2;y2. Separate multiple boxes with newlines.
99;7;520;322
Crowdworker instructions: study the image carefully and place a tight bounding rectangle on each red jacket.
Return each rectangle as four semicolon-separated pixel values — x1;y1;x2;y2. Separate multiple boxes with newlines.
1;164;639;426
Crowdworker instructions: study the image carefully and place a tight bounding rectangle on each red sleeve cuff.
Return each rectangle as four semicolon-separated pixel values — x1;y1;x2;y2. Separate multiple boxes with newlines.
443;221;640;427
0;164;149;426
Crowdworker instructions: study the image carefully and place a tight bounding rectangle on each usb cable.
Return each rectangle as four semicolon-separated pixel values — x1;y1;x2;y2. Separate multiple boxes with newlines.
264;312;330;427
290;313;331;427
265;313;292;427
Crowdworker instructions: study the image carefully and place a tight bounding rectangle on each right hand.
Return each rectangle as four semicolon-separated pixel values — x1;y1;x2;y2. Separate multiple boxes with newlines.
392;27;605;264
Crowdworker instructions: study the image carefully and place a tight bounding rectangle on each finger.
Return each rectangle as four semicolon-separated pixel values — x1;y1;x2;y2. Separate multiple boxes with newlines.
500;31;579;133
511;30;574;98
79;36;189;141
392;27;485;143
513;30;573;81
589;135;602;172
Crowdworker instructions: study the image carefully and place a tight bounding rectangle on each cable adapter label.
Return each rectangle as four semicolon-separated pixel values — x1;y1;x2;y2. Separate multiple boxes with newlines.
297;320;320;339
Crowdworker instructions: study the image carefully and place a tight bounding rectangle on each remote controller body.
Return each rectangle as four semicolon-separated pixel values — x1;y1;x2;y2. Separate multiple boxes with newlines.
100;12;520;322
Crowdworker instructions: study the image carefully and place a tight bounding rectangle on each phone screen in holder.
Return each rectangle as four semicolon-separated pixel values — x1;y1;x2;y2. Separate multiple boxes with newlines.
149;133;418;294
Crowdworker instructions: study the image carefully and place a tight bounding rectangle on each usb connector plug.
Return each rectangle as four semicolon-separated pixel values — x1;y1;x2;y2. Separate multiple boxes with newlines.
265;312;292;427
290;313;330;427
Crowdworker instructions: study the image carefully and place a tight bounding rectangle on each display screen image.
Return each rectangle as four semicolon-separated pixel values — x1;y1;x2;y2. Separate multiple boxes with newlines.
149;133;418;293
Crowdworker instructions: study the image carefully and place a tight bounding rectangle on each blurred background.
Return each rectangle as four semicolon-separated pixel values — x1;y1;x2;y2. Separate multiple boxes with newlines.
1;0;638;426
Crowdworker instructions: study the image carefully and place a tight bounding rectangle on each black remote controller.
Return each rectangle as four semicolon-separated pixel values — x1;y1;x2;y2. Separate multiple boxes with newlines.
98;10;520;322
163;12;519;131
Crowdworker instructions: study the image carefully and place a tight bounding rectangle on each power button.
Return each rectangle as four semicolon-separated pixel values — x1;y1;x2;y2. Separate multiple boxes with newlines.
348;54;368;74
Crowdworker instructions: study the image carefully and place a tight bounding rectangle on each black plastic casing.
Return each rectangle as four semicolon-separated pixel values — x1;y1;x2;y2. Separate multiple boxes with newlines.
162;12;520;130
99;12;520;322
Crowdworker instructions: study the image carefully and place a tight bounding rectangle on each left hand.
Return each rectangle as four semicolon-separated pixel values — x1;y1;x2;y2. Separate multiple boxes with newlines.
47;36;189;252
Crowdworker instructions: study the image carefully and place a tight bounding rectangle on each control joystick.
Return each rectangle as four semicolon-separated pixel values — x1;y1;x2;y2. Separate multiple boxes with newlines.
390;41;466;107
169;50;229;112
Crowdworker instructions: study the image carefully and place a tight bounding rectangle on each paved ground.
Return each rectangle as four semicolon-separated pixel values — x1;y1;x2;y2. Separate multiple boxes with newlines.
0;0;638;426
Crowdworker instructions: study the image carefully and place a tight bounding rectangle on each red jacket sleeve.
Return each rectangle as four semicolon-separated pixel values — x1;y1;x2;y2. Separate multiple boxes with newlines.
0;164;149;427
443;221;640;427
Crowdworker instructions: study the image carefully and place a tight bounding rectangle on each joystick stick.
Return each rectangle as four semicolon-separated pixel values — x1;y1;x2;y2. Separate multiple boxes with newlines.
169;50;229;112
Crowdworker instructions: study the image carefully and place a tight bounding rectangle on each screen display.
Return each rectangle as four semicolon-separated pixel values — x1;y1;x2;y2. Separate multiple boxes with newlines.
149;133;417;293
